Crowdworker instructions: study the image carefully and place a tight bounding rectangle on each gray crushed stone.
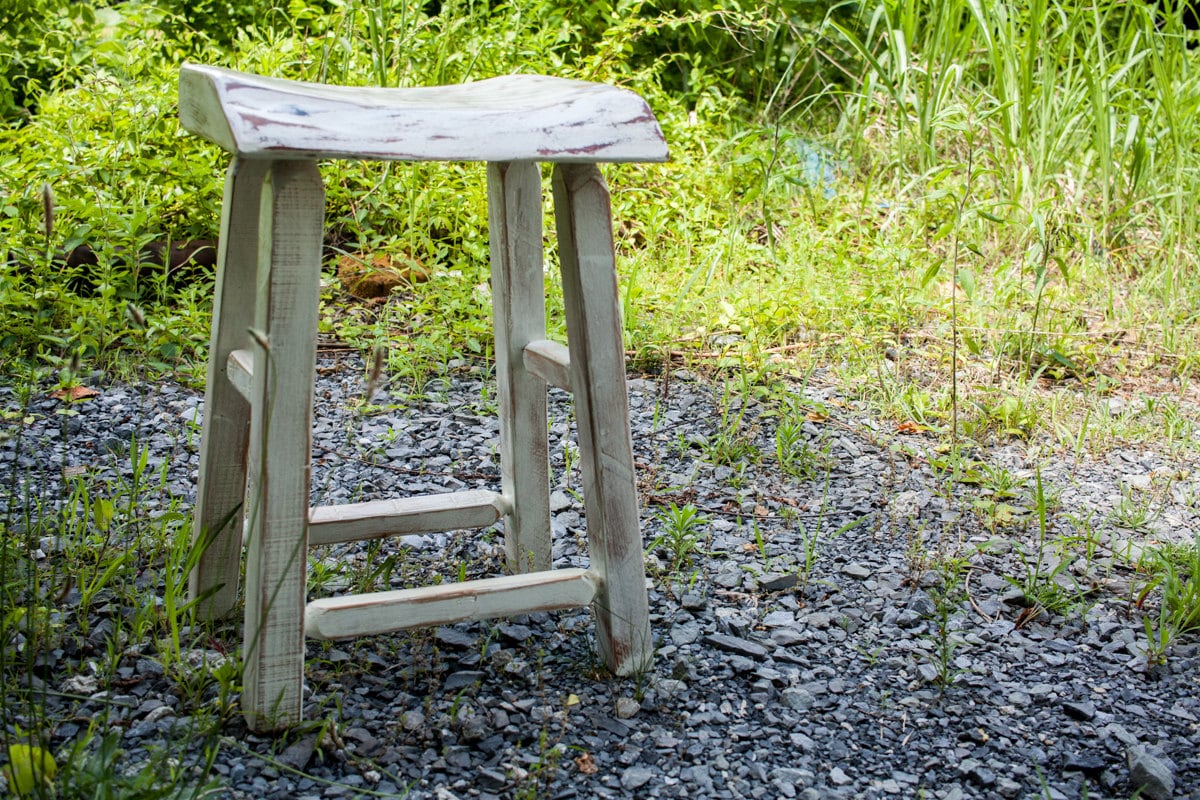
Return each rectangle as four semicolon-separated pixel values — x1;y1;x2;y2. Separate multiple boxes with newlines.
2;355;1200;799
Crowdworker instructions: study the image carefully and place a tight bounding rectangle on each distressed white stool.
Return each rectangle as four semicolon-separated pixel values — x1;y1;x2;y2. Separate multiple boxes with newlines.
179;64;666;731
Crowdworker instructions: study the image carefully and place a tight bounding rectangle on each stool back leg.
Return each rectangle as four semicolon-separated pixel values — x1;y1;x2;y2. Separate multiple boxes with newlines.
191;158;269;620
241;160;324;732
487;161;552;573
551;164;653;677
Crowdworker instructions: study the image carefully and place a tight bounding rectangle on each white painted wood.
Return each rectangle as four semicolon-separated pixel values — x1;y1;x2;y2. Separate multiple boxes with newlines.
190;158;268;620
226;348;253;402
552;163;652;677
179;64;669;164
307;490;508;546
183;65;667;730
488;162;552;573
306;569;599;640
523;339;572;392
240;160;324;732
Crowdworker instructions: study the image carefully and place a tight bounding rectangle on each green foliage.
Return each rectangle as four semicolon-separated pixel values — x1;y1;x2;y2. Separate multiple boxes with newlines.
1139;535;1200;665
0;0;1196;439
1003;468;1076;614
1;4;215;377
833;0;1200;387
609;1;852;114
0;0;96;121
1;398;226;799
646;502;707;577
921;562;968;691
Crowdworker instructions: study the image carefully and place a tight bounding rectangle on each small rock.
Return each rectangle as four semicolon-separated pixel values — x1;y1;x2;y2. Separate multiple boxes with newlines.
758;573;799;592
1104;723;1140;748
615;697;641;719
842;563;871;579
457;712;488;742
478;769;507;791
729;654;756;672
907;594;937;617
278;733;317;770
1062;700;1096;721
443;671;485;691
343;726;378;753
1127;746;1174;800
620;765;654;791
916;663;941;683
762;610;797;628
995;777;1022;798
771;628;804;646
61;674;99;695
1123;474;1153;492
435;627;475;649
670;621;702;645
144;705;174;724
1063;753;1106;775
829;766;853;785
550;490;572;511
499;623;532;642
780;687;816;710
970;766;996;787
771;767;815;785
804;612;833;629
705;633;769;659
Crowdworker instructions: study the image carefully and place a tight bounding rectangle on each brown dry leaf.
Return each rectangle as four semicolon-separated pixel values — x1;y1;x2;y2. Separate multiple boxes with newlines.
805;411;828;422
574;752;598;775
1013;604;1041;629
51;386;100;402
895;421;929;434
754;505;769;517
337;252;429;300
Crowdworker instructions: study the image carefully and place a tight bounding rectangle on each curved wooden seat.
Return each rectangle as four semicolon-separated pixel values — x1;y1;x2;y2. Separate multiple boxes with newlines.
179;64;668;163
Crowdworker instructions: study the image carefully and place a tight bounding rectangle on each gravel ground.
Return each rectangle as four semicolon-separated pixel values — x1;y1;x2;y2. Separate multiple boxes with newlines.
3;354;1200;800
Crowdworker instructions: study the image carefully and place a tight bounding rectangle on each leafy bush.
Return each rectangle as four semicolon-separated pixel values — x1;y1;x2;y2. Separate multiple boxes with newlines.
0;0;97;120
1;4;218;374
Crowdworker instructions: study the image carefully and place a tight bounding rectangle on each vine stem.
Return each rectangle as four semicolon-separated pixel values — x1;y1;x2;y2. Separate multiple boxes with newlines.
950;124;976;448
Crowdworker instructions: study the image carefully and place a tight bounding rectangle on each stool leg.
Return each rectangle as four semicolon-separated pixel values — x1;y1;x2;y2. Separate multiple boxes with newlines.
191;158;269;620
487;161;552;573
241;160;324;731
551;164;652;676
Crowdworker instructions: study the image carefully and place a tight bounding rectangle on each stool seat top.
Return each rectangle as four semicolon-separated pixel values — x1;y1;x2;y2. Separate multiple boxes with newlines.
179;64;668;164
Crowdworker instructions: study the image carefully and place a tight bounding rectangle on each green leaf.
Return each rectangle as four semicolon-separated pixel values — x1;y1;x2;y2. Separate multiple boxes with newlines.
3;744;57;797
920;260;944;287
94;497;114;531
956;267;976;300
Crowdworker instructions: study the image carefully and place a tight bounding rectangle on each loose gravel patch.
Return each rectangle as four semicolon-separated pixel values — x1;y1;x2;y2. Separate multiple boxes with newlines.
3;356;1200;799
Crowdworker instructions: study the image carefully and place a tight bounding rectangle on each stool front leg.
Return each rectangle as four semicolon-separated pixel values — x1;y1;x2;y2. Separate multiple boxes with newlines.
487;161;552;573
242;160;324;731
551;163;652;677
191;158;269;620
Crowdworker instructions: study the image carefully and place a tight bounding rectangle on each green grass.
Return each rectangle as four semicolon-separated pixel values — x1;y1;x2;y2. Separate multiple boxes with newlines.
5;0;1200;793
6;0;1200;430
1;398;227;798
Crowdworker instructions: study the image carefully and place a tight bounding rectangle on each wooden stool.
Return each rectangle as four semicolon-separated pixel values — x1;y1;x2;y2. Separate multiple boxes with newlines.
178;64;667;731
